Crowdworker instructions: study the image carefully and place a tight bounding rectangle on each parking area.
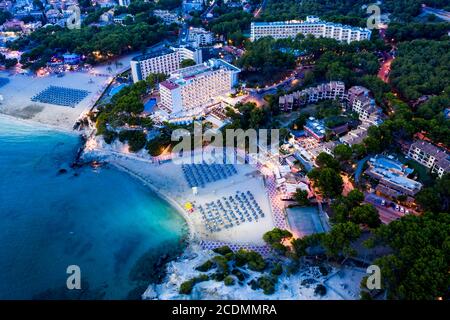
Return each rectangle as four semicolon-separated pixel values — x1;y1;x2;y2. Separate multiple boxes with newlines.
364;193;416;224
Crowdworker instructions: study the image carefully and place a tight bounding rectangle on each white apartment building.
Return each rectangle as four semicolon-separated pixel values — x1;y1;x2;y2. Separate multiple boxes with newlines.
159;59;240;114
130;47;202;83
303;81;346;103
187;27;214;47
250;16;371;43
407;140;450;178
347;86;380;121
279;81;345;111
118;0;130;7
183;0;203;12
153;9;180;24
351;96;379;120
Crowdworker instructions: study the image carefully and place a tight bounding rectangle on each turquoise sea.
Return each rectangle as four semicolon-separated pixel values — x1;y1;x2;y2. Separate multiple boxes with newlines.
0;116;188;299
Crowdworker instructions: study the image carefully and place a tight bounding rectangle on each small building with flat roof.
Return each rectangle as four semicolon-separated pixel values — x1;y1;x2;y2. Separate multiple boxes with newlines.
366;155;422;197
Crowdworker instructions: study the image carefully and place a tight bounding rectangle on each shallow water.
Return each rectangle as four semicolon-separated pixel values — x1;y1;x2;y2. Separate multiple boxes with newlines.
0;116;187;299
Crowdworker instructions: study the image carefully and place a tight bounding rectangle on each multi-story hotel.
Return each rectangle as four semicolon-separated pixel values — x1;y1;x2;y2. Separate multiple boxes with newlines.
130;47;202;83
250;16;371;43
279;81;345;111
159;59;240;114
153;9;180;25
407;140;450;178
118;0;130;6
187;27;214;48
347;86;381;121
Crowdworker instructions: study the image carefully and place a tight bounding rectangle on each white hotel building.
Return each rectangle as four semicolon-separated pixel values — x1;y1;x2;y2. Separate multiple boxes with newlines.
407;140;450;178
159;59;240;114
130;47;202;83
250;16;371;43
187;27;214;47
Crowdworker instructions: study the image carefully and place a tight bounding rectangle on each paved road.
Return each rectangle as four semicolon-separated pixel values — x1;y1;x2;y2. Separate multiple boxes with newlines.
254;0;268;18
247;66;307;95
364;193;418;224
378;55;393;83
422;6;450;22
355;155;370;184
201;1;217;19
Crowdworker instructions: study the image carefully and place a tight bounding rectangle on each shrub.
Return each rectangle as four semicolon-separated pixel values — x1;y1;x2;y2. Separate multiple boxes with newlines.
179;280;194;295
319;265;329;276
213;255;229;274
271;242;288;255
213;246;233;256
179;275;209;295
195;260;214;272
224;252;235;261
224;276;235;286
212;272;226;281
247;252;266;272
263;228;292;245
286;260;300;276
271;263;283;276
234;249;249;267
248;279;259;290
118;130;147;152
231;269;247;282
257;276;276;295
234;250;266;272
103;130;117;144
314;284;327;296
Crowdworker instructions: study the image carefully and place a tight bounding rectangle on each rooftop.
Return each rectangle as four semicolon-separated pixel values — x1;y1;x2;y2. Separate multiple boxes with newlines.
369;155;414;176
251;19;371;33
162;59;240;89
304;117;326;138
131;47;174;62
411;140;449;161
370;167;422;192
367;155;422;193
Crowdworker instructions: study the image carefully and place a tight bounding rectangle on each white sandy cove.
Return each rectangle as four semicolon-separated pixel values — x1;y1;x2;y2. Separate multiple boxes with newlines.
86;138;276;246
144;243;365;300
0;52;137;131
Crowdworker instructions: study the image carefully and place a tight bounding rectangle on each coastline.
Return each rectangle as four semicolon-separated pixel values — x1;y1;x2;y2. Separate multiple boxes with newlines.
108;160;197;242
82;141;278;247
0;113;82;135
1;118;363;300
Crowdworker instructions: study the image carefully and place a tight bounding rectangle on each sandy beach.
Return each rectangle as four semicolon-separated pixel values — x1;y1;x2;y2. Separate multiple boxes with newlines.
0;52;138;131
81;136;365;300
84;138;277;247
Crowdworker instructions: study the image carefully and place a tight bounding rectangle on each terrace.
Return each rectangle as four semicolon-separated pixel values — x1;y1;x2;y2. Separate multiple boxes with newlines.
31;86;90;108
366;155;422;196
182;162;238;188
198;191;265;233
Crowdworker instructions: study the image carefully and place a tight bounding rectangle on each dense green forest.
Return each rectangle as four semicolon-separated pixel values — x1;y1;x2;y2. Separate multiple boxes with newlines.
388;40;450;146
8;22;174;70
390;40;450;101
259;0;372;25
370;212;450;300
385;22;450;41
382;0;450;21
